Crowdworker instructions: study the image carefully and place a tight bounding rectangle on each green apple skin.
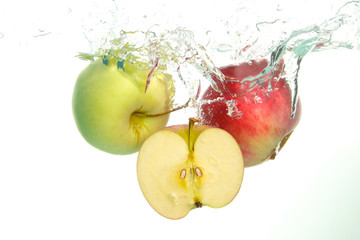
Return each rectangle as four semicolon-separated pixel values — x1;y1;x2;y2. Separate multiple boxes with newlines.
72;58;174;155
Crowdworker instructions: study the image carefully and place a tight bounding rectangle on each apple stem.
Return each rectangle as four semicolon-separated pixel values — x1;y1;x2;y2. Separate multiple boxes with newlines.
140;98;191;118
188;118;199;152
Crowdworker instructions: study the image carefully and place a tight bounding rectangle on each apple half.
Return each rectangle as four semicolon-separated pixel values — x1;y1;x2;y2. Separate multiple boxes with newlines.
137;119;244;219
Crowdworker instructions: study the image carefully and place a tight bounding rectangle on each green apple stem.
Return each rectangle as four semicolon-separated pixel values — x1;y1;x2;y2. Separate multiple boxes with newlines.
134;98;191;118
188;118;199;153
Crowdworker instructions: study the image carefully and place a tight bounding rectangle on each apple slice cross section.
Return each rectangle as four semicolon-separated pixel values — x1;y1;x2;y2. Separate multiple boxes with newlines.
137;124;244;220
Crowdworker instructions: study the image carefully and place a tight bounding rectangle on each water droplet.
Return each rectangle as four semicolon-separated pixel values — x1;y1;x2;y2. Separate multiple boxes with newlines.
226;99;243;119
102;56;109;66
117;60;125;70
215;43;233;52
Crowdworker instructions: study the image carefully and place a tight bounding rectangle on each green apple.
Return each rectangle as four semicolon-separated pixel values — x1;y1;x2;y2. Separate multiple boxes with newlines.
137;119;244;219
72;56;174;155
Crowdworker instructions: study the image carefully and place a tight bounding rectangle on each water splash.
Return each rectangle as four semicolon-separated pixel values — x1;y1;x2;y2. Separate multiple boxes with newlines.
78;0;360;121
206;0;360;118
277;0;360;116
78;28;223;112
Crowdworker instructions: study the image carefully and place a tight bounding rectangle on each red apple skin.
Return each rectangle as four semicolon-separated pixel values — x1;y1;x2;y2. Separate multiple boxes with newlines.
200;59;301;167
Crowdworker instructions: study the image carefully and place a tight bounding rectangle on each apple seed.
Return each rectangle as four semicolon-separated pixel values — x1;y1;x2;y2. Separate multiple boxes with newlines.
195;167;202;177
180;169;186;179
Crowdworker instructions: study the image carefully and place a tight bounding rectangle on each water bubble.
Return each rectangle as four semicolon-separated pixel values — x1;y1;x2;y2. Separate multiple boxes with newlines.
226;99;243;119
215;44;233;53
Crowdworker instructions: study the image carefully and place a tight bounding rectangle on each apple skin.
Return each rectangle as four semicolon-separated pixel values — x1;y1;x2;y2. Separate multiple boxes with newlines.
200;59;301;167
72;57;174;155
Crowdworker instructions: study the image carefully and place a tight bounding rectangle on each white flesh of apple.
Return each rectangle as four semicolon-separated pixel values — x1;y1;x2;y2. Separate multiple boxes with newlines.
137;128;244;219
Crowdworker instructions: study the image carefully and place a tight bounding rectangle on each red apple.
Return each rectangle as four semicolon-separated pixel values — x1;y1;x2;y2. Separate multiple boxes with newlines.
200;59;301;167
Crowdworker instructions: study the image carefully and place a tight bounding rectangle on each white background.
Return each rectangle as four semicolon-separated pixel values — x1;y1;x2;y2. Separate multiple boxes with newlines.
1;0;360;239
